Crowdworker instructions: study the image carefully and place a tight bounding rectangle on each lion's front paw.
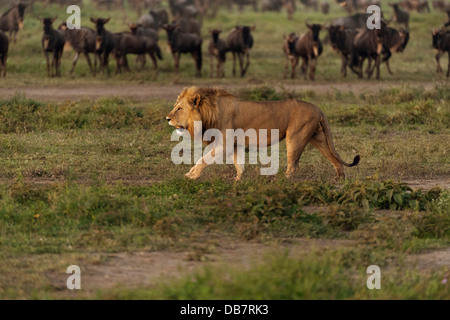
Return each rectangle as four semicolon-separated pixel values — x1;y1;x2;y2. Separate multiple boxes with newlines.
185;172;200;180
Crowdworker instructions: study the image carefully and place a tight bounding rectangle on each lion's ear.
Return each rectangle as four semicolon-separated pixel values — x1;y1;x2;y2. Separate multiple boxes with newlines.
192;94;202;109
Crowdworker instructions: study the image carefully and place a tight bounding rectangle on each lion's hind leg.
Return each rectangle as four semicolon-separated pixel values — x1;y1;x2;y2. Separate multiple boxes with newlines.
309;130;345;179
233;148;245;182
285;131;313;179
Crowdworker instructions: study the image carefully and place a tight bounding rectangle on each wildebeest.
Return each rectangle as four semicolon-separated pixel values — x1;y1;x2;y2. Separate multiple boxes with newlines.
261;0;283;12
0;30;8;77
432;28;450;77
177;17;202;36
331;13;370;29
114;23;162;73
381;27;409;74
59;22;97;76
227;25;255;77
138;9;169;30
328;25;357;77
389;3;410;28
283;0;296;20
0;2;28;43
162;23;202;77
321;2;330;14
399;0;430;12
227;0;259;12
41;17;65;77
295;23;323;80
208;29;227;77
282;32;298;78
169;0;199;20
350;26;385;79
300;0;318;11
90;17;115;76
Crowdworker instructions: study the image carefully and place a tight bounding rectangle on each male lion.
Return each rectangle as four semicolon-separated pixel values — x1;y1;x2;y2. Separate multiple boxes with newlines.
166;87;360;181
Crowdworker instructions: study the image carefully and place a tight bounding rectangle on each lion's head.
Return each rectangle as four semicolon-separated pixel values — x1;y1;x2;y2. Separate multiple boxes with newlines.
166;87;232;136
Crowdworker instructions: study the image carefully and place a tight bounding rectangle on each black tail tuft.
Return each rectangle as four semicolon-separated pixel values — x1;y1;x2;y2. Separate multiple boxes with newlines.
349;155;360;167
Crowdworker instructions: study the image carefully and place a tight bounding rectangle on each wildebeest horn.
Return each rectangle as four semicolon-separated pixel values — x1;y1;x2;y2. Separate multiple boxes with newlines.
305;22;313;29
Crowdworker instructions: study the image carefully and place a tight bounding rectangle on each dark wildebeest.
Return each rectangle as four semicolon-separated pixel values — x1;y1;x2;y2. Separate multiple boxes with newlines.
91;17;115;76
399;0;430;12
261;0;283;12
169;0;199;20
381;27;409;74
162;23;202;77
389;3;410;29
350;26;385;79
114;23;162;73
208;29;227;78
300;0;318;11
284;0;296;20
0;30;8;77
282;32;298;78
432;28;450;77
321;2;330;14
328;25;357;77
0;2;28;43
295;23;323;80
177;17;202;36
59;22;97;76
138;9;169;30
41;17;65;77
228;0;259;12
331;13;370;29
227;25;255;77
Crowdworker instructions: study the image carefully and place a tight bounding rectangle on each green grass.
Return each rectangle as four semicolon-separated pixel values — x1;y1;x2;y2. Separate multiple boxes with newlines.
0;86;448;298
0;2;448;300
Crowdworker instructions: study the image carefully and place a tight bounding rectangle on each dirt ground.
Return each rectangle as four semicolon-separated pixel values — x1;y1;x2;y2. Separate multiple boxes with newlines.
46;236;449;297
0;80;442;102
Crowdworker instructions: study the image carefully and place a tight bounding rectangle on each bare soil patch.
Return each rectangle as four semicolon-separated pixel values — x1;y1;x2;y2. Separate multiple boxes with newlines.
0;81;441;102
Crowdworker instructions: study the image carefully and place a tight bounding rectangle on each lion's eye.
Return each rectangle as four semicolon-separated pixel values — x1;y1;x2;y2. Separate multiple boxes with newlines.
176;107;182;112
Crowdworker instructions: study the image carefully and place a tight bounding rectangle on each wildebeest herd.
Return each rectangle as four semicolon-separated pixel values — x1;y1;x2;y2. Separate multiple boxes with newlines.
0;0;449;79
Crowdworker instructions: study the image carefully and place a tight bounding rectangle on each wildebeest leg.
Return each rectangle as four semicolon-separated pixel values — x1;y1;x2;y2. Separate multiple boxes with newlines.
291;56;298;79
148;52;158;71
383;50;393;75
104;53;110;76
447;52;450;77
45;52;50;77
309;57;317;81
242;50;250;77
210;54;214;77
232;52;237;76
173;52;180;74
309;130;345;179
70;52;80;74
301;57;308;80
56;51;62;77
385;59;393;75
238;52;244;77
435;51;442;73
2;54;6;77
284;56;289;78
340;55;346;75
140;53;147;70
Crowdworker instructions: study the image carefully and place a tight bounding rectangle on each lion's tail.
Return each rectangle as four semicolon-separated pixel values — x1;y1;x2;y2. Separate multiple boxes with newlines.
320;111;360;167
